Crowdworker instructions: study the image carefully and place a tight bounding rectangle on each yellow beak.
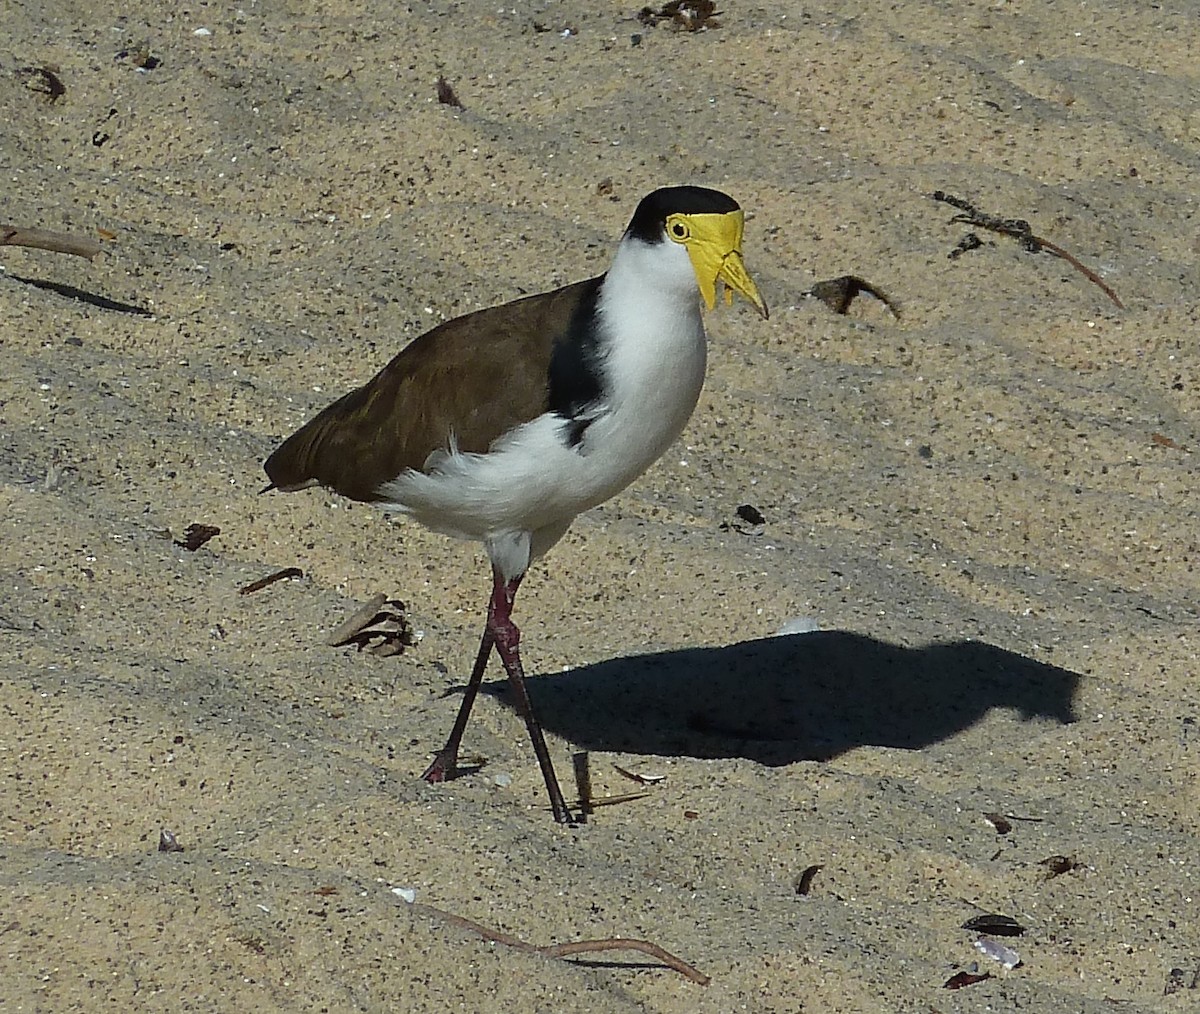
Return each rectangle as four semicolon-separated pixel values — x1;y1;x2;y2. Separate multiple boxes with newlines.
674;210;769;319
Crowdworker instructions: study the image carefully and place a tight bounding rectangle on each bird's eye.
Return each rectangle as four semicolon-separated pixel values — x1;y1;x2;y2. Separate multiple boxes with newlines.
667;217;690;243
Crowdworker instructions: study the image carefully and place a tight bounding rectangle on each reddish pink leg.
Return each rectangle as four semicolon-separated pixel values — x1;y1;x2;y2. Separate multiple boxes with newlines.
421;567;573;824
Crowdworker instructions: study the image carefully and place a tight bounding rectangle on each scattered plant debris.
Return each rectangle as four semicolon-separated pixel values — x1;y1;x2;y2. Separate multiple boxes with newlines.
808;275;900;317
407;899;711;984
795;864;823;896
1;224;102;260
612;763;665;785
436;75;463;108
982;811;1013;834
948;233;983;259
531;19;580;35
176;523;220;551
568;754;648;813
1164;965;1200;995
91;107;118;148
239;566;304;595
1039;854;1083;878
944;970;992;989
931;190;1124;309
17;65;65;101
637;1;721;32
116;41;161;69
588;790;650;810
326;593;414;656
1151;432;1189;452
234;934;266;955
962;914;1025;937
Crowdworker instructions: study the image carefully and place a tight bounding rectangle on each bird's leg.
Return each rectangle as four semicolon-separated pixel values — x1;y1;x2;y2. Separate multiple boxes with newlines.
420;623;494;784
421;567;573;823
487;568;573;824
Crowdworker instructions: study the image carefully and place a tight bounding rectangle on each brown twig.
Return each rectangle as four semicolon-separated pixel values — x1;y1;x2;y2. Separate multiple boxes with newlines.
612;763;665;785
410;902;710;985
931;191;1124;309
1;224;103;261
572;751;594;819
542;938;709;982
1027;234;1124;309
239;567;304;595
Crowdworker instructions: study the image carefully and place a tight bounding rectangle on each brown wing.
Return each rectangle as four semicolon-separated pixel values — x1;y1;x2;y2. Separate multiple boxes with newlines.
264;277;599;502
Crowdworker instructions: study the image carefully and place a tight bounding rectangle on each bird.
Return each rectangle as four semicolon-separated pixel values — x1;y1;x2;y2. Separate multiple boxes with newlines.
263;186;768;823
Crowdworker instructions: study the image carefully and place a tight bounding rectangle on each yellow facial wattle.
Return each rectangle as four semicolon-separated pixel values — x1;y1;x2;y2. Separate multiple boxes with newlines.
667;209;769;319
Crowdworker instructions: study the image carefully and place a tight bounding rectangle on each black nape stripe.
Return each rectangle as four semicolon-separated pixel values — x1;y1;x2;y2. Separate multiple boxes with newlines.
625;185;740;245
548;275;606;447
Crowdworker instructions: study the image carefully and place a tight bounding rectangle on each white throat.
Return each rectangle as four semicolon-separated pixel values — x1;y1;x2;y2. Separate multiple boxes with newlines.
594;233;707;423
376;232;713;577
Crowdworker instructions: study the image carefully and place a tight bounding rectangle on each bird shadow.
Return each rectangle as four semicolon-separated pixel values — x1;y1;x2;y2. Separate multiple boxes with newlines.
481;631;1080;765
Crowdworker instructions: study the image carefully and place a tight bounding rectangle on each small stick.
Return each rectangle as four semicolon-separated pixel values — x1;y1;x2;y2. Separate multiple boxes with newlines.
1026;234;1124;310
612;763;665;785
542;939;710;984
410;902;710;985
586;790;649;809
930;191;1124;309
239;567;304;595
572;751;593;818
1;224;103;261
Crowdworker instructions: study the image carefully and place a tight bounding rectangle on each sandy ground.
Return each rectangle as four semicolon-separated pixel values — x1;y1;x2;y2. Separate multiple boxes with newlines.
2;1;1198;1010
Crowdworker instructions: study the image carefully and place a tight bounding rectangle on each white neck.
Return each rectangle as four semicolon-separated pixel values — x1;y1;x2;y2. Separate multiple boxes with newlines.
595;233;707;415
568;233;709;486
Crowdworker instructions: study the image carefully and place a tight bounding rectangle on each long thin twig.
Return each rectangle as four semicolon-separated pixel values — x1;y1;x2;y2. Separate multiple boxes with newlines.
1;224;103;261
410;901;711;985
541;938;708;982
238;567;304;595
931;191;1124;309
1030;233;1124;309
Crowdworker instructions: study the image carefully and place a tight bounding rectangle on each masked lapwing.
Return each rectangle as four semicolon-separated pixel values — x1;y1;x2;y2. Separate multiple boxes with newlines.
264;186;768;823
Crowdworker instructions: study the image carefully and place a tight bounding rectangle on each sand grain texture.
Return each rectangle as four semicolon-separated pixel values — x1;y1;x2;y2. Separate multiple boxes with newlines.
2;2;1197;1011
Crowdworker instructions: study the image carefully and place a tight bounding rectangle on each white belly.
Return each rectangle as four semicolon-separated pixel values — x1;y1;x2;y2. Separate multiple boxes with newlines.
378;233;711;566
379;352;705;543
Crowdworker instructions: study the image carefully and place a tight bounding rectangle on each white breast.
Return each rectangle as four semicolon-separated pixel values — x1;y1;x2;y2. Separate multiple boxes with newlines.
379;233;708;569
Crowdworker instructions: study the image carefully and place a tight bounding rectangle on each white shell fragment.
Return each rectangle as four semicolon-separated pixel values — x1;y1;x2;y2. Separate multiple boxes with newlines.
391;886;417;904
974;936;1021;969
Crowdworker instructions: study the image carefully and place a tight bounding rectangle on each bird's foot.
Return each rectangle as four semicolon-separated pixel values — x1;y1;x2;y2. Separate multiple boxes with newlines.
420;750;456;784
